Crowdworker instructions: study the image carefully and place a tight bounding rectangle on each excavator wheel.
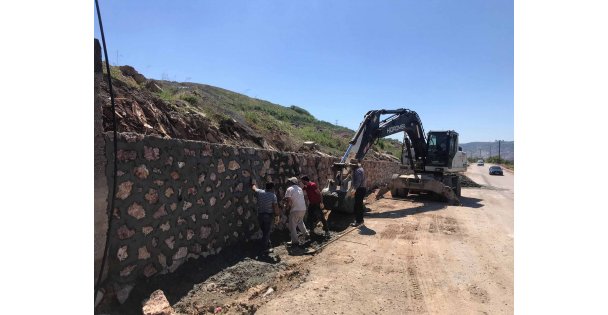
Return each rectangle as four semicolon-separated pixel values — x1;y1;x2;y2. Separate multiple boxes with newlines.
391;188;409;198
449;176;461;198
390;188;399;198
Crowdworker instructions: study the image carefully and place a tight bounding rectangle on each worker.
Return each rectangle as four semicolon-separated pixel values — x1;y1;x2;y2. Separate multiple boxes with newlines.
349;159;366;226
300;175;330;238
251;181;281;253
283;177;309;246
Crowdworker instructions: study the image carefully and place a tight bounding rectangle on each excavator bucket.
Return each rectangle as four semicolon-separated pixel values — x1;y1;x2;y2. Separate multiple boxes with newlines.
390;174;461;206
321;179;355;213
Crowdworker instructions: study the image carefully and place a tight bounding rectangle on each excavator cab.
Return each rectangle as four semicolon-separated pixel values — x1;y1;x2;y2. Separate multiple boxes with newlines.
428;130;466;174
425;131;462;171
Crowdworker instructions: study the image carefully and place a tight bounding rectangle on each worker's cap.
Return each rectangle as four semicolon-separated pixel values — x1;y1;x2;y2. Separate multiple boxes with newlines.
348;158;360;166
287;177;299;184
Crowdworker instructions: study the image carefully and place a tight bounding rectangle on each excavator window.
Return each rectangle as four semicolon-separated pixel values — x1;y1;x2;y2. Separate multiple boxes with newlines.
428;133;448;154
428;136;437;147
427;132;450;166
450;136;458;156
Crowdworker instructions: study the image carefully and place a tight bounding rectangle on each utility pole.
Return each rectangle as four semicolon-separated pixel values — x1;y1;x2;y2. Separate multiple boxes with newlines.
479;148;482;159
498;140;502;164
494;140;504;164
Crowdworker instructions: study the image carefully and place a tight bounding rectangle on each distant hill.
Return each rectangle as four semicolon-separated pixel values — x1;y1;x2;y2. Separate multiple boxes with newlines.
460;141;514;161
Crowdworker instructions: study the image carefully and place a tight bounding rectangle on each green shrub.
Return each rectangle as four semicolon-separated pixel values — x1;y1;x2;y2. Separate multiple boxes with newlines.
180;94;199;105
245;112;259;124
102;63;140;89
158;90;175;102
289;105;312;116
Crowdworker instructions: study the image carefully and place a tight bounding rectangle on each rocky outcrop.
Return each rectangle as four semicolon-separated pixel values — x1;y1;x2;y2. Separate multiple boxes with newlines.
99;72;294;153
119;65;147;85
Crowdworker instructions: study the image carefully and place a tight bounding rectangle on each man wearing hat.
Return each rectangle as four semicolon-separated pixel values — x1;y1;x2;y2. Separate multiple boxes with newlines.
283;177;309;246
349;159;366;226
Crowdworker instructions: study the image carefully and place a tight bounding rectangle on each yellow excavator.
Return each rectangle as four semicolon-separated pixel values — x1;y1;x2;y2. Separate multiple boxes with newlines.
322;108;467;212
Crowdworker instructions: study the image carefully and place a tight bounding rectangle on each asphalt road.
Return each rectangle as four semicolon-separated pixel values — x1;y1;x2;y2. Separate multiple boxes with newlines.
466;163;514;191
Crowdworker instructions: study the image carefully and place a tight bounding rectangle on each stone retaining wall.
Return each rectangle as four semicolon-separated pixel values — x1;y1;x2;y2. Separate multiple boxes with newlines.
105;132;399;286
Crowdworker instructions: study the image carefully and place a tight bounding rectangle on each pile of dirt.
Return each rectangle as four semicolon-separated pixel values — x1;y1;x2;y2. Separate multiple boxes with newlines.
459;174;482;187
172;258;298;314
369;150;400;162
197;258;287;294
295;141;319;154
170;216;360;315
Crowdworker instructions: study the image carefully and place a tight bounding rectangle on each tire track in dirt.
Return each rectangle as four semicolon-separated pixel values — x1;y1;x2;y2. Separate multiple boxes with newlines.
428;214;461;236
383;213;457;314
467;283;490;304
369;213;430;313
380;221;420;240
396;214;428;314
405;259;428;313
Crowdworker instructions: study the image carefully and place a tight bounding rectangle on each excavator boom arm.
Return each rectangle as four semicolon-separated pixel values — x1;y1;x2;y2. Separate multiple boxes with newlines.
344;108;427;163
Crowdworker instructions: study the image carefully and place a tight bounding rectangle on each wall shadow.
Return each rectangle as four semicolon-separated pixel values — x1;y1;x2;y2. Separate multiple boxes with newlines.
323;193;485;229
95;241;278;315
364;200;447;219
326;210;356;233
458;196;484;208
285;245;315;256
357;225;376;235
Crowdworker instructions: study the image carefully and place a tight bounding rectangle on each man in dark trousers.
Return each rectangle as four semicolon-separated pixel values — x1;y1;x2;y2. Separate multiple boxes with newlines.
251;181;280;253
301;175;330;238
349;159;366;226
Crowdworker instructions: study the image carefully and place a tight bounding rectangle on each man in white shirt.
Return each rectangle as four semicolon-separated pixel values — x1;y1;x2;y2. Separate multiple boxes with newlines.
283;177;309;246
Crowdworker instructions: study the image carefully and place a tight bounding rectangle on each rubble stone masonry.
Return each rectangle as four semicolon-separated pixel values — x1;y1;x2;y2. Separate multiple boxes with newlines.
104;132;399;284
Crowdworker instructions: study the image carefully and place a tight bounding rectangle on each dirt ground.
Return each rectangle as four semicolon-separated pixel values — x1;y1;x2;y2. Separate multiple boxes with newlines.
98;165;513;314
257;165;513;314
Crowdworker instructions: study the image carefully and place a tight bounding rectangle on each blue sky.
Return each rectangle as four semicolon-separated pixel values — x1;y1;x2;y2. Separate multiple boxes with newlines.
94;0;513;143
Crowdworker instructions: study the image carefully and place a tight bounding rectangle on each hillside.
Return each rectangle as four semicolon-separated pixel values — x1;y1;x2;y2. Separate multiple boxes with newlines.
99;64;401;161
460;141;514;161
